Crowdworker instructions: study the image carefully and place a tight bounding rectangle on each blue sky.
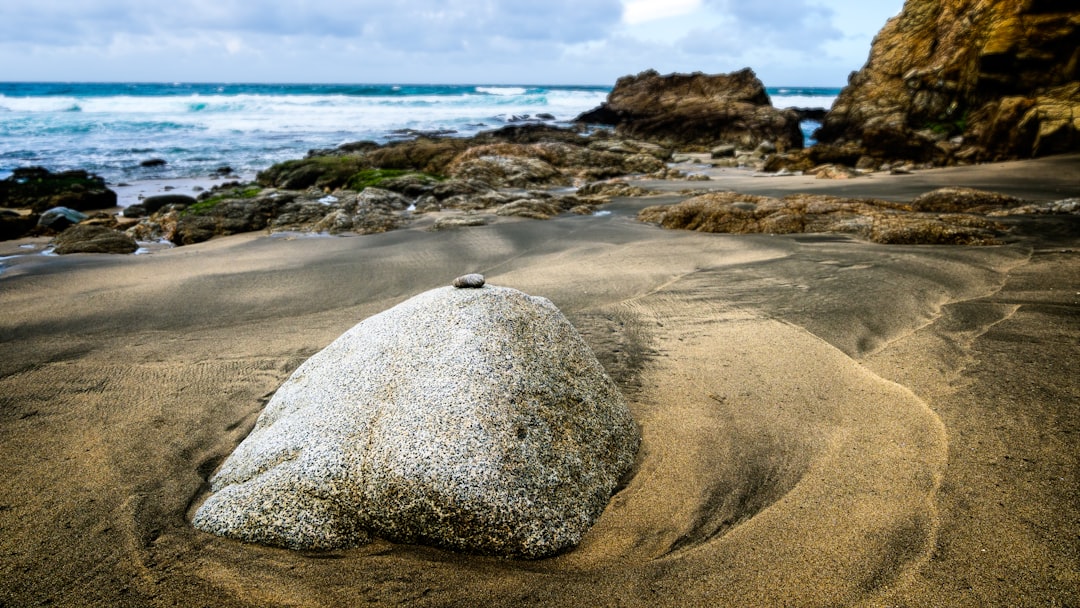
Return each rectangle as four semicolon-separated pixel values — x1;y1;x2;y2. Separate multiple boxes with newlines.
0;0;903;86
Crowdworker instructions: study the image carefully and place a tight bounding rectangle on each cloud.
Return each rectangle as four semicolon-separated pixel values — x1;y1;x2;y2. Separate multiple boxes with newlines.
680;0;843;55
622;0;703;25
0;0;901;85
0;0;623;47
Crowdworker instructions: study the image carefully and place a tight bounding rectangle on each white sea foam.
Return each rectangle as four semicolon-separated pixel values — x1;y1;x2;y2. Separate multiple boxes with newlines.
773;94;838;109
1;84;832;183
476;86;529;96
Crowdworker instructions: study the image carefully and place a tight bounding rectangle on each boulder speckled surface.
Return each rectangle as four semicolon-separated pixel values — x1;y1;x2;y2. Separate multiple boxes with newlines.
193;284;639;558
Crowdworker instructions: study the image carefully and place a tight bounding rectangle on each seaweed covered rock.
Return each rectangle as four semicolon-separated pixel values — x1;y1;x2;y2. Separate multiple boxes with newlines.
576;68;804;152
193;283;639;557
0;167;117;213
816;0;1080;164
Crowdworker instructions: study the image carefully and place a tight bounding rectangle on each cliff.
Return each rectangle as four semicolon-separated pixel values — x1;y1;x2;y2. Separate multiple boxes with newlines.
816;0;1080;165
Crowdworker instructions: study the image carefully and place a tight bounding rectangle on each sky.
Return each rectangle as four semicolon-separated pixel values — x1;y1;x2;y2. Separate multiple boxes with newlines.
0;0;904;86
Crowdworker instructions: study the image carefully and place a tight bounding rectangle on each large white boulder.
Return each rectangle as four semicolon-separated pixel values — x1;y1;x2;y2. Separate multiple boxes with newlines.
193;279;639;558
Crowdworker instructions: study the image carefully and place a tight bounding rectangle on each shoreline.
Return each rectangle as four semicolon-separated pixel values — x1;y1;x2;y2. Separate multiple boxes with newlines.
0;152;1077;606
109;173;257;209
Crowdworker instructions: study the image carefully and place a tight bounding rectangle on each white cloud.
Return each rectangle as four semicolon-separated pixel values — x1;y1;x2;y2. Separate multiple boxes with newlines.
0;0;904;85
622;0;703;25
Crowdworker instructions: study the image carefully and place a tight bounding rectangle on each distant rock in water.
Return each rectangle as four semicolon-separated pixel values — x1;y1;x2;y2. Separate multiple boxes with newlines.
575;68;804;152
816;0;1080;165
193;283;639;558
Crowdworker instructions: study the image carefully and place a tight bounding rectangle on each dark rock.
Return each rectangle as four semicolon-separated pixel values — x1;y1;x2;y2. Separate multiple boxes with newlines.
474;124;587;145
711;145;737;158
141;194;197;214
789;107;829;121
52;224;138;254
574;68;804;152
122;204;148;218
0;167;118;212
337;141;381;154
140;158;167;168
0;210;39;241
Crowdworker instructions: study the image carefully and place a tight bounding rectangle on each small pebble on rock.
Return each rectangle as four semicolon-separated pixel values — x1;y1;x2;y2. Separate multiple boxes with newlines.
453;273;485;288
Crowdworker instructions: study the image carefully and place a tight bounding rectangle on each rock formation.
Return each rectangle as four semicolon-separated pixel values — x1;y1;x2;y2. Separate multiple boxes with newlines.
193;282;640;558
576;68;804;152
52;224;138;254
636;187;1073;245
816;0;1080;165
0;167;117;213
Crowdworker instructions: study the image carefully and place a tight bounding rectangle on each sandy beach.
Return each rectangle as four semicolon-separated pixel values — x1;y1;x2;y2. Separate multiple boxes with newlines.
0;156;1077;606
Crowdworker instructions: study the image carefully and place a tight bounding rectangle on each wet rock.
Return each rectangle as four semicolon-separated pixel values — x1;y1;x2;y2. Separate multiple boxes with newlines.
192;284;639;557
141;194;198;214
495;199;563;220
52;224;138;254
638;190;1008;245
431;214;491;231
576;181;655;198
140;158;167;168
910;187;1025;213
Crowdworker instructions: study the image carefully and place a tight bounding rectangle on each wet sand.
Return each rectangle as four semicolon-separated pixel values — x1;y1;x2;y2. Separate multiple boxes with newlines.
0;156;1077;606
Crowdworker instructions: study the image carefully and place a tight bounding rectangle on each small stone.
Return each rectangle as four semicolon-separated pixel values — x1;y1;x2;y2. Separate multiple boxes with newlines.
453;273;485;288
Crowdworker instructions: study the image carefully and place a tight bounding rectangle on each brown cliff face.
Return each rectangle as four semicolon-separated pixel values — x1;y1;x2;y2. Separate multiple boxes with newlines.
816;0;1080;164
577;68;804;152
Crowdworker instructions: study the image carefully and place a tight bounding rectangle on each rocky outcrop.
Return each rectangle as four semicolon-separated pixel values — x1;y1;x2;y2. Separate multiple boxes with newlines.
52;224;138;254
816;0;1080;165
637;187;1077;245
193;281;639;557
576;68;804;152
0;167;117;213
0;210;39;241
126;128;671;245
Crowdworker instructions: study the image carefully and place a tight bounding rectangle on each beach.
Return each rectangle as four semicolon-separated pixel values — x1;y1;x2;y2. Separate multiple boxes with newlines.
0;155;1077;606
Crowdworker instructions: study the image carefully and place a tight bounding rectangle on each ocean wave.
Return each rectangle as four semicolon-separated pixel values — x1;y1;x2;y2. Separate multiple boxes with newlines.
773;94;838;110
476;86;530;96
0;83;604;182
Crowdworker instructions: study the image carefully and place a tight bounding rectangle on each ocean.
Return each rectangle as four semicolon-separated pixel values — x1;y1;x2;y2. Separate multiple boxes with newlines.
0;83;840;184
